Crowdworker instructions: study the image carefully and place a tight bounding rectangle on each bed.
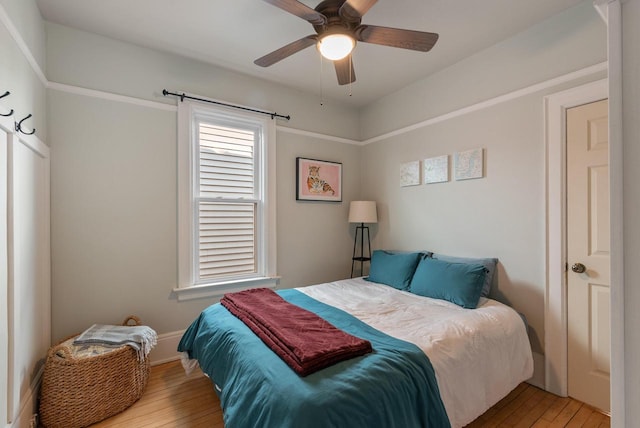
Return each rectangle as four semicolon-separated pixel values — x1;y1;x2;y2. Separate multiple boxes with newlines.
178;253;534;428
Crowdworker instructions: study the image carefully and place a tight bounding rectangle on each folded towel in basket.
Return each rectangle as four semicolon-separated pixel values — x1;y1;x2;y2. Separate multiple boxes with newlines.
74;324;157;361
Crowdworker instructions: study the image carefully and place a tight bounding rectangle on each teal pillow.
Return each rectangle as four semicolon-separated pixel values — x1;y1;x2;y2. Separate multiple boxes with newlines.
431;253;498;297
409;257;487;309
366;250;422;291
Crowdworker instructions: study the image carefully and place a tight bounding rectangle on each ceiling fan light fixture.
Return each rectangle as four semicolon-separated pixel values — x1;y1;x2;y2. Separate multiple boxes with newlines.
318;34;355;61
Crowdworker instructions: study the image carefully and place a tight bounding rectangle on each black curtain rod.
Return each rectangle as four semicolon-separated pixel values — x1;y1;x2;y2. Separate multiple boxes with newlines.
162;89;290;121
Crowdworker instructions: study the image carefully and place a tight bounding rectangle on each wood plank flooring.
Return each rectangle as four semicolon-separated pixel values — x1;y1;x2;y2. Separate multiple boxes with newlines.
89;361;610;428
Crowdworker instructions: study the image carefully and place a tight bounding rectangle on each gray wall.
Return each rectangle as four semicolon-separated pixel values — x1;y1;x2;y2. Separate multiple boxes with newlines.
46;23;363;341
1;0;46;72
360;1;606;139
622;0;640;423
358;2;606;361
44;0;607;367
0;1;49;425
276;132;362;289
45;22;360;142
0;0;47;139
8;2;640;423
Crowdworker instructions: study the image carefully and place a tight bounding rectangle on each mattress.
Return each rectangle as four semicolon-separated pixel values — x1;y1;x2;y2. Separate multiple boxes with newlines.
297;278;534;428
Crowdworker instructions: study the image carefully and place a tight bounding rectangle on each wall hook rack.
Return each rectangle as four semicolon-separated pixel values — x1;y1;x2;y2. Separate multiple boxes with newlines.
0;91;14;117
15;113;36;135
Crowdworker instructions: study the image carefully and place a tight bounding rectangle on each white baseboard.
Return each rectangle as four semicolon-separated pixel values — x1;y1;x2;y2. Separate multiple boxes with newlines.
149;330;186;366
527;351;546;390
9;365;43;428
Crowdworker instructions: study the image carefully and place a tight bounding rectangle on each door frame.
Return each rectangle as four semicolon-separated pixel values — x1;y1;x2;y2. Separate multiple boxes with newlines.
544;78;608;397
545;3;624;426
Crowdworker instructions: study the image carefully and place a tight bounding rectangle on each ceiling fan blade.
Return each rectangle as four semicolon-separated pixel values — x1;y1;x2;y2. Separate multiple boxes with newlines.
339;0;378;21
356;25;439;52
334;55;356;85
261;0;327;25
254;35;318;67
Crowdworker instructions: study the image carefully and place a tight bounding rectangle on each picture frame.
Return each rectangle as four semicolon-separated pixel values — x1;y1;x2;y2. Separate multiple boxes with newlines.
423;155;449;184
454;148;484;180
296;157;342;202
400;160;421;187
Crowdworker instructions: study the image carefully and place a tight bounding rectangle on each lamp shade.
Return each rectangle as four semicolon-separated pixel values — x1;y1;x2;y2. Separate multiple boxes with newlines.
348;201;377;224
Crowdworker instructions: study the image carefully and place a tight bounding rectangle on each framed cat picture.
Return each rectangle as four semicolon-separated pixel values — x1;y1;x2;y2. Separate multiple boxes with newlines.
296;157;342;202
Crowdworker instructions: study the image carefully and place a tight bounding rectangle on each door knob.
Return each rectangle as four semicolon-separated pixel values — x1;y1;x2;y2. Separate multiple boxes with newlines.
571;263;586;273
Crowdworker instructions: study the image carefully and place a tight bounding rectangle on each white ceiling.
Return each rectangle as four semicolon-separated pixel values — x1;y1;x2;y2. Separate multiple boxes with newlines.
36;0;586;107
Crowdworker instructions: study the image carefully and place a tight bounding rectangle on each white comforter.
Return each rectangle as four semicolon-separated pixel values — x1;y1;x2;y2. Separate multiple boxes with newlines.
297;278;534;428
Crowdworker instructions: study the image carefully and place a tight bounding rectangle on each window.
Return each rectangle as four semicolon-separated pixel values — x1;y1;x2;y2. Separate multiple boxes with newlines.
176;99;277;300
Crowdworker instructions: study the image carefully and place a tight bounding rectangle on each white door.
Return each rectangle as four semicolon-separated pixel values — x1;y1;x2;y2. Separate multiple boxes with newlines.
566;99;610;413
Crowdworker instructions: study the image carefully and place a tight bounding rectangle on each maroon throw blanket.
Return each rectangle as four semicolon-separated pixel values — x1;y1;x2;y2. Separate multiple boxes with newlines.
220;288;372;376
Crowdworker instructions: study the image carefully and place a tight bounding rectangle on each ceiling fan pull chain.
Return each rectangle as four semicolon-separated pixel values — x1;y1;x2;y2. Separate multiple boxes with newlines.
319;55;325;106
349;55;353;97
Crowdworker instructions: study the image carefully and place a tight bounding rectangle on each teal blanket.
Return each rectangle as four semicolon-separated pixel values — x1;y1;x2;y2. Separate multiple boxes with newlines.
178;289;450;428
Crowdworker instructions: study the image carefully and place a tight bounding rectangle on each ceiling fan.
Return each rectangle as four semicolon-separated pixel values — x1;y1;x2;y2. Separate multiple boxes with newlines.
254;0;439;85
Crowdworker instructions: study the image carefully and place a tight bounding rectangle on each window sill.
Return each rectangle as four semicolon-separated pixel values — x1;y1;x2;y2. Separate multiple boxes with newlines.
173;276;280;302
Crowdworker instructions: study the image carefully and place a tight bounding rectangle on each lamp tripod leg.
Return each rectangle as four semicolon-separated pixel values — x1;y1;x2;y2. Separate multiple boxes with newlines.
360;223;365;276
351;226;359;278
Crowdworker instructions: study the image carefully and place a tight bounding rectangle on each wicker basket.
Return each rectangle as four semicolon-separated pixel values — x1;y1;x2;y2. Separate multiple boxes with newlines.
39;316;151;428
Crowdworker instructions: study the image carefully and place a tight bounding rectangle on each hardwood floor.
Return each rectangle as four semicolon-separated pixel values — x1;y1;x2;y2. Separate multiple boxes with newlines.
89;361;610;428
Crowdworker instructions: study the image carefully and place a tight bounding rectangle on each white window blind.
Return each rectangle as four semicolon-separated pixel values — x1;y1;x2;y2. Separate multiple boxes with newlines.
196;121;259;282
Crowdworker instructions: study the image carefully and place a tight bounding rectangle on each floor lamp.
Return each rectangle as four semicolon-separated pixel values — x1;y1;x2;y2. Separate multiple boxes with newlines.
349;201;377;278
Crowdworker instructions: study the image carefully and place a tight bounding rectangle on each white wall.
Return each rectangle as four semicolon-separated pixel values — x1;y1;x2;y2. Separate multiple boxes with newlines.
0;1;49;427
622;0;640;423
5;128;50;428
0;126;9;428
358;1;606;383
46;23;363;343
